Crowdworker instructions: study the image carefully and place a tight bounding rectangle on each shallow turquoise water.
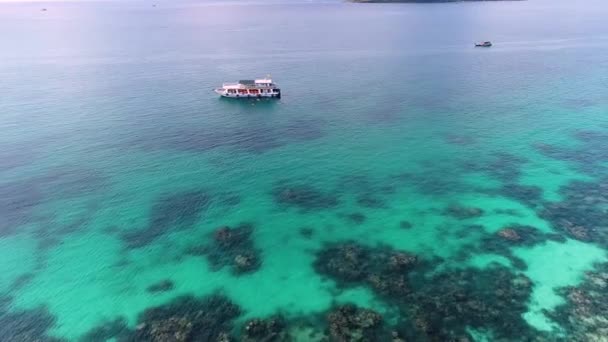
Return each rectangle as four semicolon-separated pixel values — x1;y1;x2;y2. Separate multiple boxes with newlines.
1;0;608;340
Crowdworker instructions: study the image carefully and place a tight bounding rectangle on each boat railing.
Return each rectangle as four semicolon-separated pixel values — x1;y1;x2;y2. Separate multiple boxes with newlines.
222;82;275;88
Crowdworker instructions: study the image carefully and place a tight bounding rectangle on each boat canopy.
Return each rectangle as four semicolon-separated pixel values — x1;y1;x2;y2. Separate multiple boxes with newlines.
254;78;273;84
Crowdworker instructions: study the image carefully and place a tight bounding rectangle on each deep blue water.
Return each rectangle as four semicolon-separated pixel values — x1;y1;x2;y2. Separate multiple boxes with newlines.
1;0;608;341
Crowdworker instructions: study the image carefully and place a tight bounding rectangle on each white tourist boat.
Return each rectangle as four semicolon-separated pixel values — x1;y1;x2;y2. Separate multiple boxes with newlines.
214;78;281;98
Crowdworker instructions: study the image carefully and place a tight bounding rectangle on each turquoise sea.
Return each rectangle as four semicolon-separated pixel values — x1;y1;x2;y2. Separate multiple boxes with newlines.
1;0;608;340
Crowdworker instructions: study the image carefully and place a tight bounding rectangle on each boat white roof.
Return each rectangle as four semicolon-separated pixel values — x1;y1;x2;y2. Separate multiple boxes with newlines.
221;78;275;89
254;78;272;83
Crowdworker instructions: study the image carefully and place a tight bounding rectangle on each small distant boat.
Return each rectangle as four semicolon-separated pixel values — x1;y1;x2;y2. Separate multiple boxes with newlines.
214;77;281;99
475;41;492;47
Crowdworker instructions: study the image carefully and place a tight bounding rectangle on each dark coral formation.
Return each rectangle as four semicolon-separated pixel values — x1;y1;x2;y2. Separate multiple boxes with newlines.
313;242;418;297
444;204;484;220
272;182;339;211
494;208;523;217
452;224;485;239
345;213;366;224
79;318;130;342
396;171;465;196
549;262;608;341
217;192;241;207
500;183;543;208
497;227;523;242
189;223;262;274
539;178;608;246
0;296;12;312
482;225;564;251
299;227;314;239
399;221;412;229
137;119;324;154
8;273;36;292
42;168;108;199
0;180;43;237
401;267;535;341
461;152;528;183
314;241;543;341
78;295;241;342
485;152;528;182
327;305;384;342
0;168;107;237
444;134;476;146
336;174;396;197
0;306;64;342
356;195;387;209
0;146;37;172
129;294;241;342
242;316;288;342
147;279;175;294
122;190;210;249
314;243;371;283
536;129;608;176
473;225;565;271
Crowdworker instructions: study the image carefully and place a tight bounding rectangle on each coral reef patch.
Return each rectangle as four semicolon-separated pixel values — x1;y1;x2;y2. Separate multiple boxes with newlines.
345;213;366;224
500;184;543;208
147;279;175;294
0;306;63;342
444;204;484;220
356;195;387;209
78;294;242;341
536;130;608;176
481;224;565;263
272;182;339;211
129;294;240;342
313;242;419;296
122;190;210;249
137;119;325;154
327;304;384;342
242;316;288;342
399;221;413;229
548;262;608;342
313;241;544;340
79;318;130;342
188;223;262;274
539;178;608;247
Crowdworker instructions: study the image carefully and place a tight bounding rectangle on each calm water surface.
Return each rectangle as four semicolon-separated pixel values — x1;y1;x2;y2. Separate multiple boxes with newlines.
1;0;608;340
